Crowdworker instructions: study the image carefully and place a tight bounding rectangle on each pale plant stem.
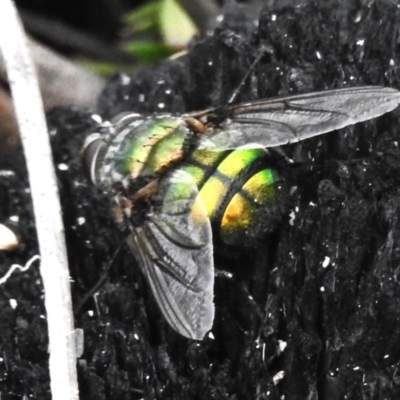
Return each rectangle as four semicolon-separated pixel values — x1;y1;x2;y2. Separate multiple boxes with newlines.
0;1;79;399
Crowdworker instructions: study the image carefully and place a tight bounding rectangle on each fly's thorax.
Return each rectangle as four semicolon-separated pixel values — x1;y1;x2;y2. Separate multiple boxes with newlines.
181;148;285;246
84;115;193;191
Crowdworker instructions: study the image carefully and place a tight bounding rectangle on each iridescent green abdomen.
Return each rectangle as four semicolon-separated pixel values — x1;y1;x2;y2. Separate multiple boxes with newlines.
181;148;281;245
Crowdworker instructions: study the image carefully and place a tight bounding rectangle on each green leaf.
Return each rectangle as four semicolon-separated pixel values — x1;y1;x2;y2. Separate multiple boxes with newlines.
122;41;174;63
79;60;129;76
124;0;160;33
160;0;198;48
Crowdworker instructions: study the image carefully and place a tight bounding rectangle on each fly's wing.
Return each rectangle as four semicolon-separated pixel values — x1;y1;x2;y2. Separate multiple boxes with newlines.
127;170;214;340
198;86;400;150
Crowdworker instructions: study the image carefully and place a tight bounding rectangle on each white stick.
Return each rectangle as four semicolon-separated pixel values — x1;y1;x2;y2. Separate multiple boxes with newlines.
0;1;79;399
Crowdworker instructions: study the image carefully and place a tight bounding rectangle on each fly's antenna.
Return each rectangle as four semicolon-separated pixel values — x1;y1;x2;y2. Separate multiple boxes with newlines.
228;46;270;104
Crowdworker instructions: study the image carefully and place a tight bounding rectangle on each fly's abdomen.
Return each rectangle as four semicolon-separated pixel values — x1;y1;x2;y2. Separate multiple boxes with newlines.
220;167;278;245
181;148;283;246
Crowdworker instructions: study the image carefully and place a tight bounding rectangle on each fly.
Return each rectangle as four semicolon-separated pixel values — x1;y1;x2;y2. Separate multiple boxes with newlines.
82;86;400;340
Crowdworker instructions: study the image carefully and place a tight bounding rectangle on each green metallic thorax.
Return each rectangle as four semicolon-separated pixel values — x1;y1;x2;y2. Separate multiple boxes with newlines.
97;117;191;189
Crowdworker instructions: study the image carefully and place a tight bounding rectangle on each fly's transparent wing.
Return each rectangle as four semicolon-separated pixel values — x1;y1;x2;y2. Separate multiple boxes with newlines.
127;170;214;340
199;86;400;150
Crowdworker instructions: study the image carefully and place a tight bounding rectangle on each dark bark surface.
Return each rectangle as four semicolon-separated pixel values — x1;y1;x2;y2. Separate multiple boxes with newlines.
2;1;400;399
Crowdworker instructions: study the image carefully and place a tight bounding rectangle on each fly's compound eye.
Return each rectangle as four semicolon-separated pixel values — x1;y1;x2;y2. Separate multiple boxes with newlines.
82;133;105;186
